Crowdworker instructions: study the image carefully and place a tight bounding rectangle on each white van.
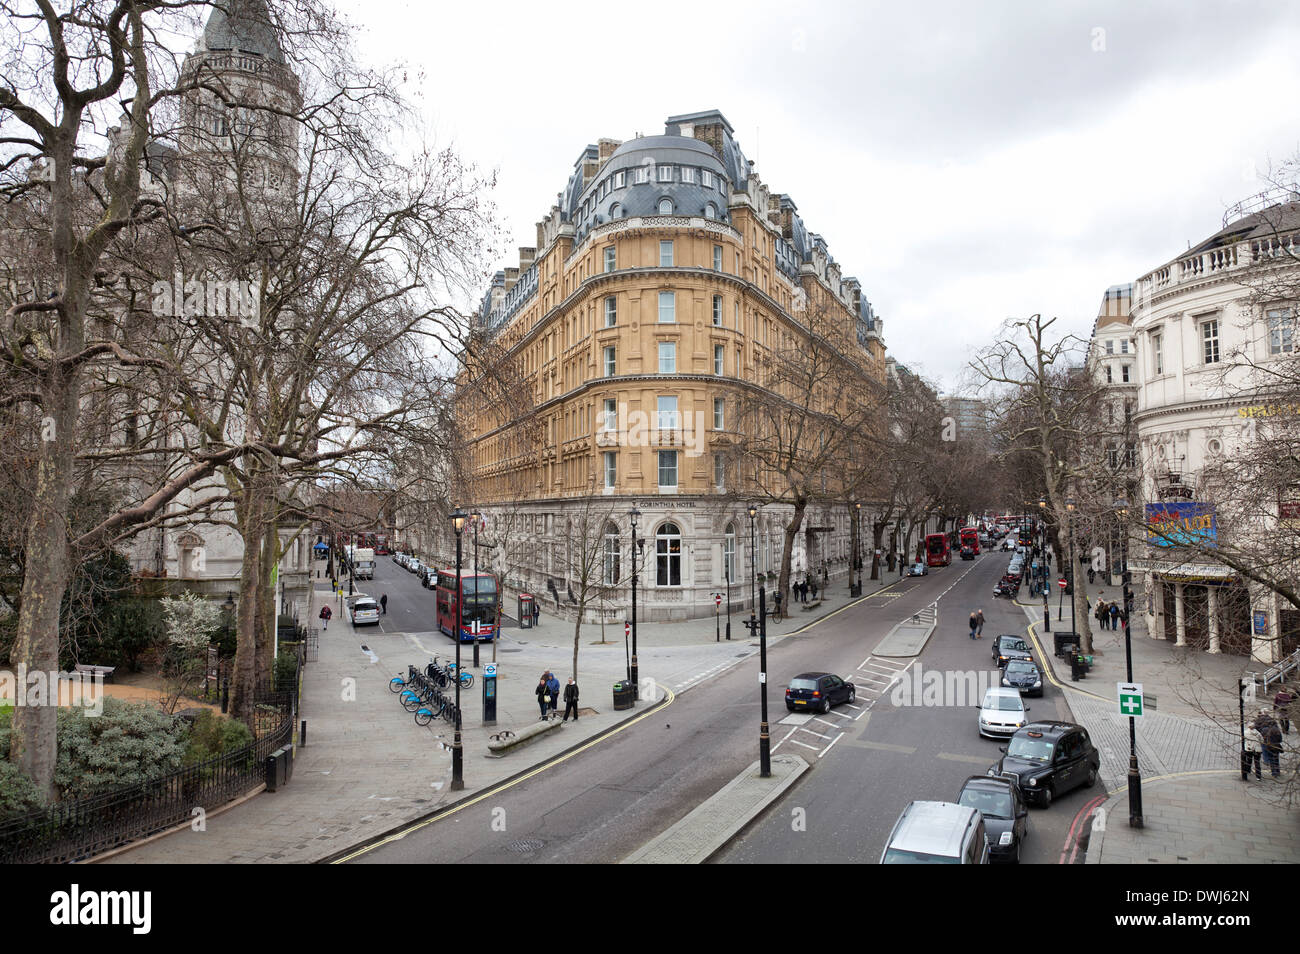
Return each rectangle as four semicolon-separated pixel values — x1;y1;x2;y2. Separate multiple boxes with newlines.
880;801;989;864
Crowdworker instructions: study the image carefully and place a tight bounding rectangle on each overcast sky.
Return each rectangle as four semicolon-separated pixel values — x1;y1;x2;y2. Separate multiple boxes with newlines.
338;0;1300;394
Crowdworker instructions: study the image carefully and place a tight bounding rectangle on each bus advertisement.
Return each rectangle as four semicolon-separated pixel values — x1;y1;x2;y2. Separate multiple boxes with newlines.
959;527;980;554
435;569;500;642
925;533;952;567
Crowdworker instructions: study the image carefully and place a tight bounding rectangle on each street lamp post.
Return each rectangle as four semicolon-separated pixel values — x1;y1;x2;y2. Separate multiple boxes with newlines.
629;506;641;700
746;503;759;635
1039;497;1050;631
449;507;468;791
1064;497;1077;637
725;560;732;641
758;584;771;778
1115;497;1143;828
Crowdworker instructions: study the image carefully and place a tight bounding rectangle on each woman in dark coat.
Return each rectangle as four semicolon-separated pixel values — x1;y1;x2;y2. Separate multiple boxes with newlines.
536;677;551;719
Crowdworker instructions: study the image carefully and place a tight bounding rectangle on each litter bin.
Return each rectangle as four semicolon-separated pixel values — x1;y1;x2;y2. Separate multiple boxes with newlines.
612;680;635;710
518;593;534;629
1054;631;1081;658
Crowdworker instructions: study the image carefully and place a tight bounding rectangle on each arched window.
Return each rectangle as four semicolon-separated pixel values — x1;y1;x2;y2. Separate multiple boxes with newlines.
603;523;621;585
658;197;674;215
610;203;622;220
656;522;682;586
724;523;736;583
704;203;717;220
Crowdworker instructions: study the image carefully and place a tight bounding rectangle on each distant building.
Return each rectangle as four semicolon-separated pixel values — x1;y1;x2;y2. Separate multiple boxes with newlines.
939;396;990;440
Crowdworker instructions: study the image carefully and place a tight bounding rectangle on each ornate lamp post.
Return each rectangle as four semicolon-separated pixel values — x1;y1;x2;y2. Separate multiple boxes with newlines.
746;503;759;630
449;507;468;791
1063;496;1077;634
1115;497;1143;828
471;508;481;669
629;506;641;699
1039;496;1050;632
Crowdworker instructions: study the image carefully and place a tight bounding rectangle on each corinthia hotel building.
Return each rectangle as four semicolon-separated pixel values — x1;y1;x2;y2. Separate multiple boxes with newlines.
458;110;887;622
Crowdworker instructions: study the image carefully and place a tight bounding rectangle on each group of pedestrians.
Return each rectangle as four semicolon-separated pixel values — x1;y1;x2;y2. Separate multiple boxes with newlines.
1093;597;1123;630
1243;694;1292;780
536;670;580;721
790;578;819;604
967;609;985;640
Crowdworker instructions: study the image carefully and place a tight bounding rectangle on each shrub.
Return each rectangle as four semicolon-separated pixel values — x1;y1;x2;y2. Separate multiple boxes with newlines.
0;760;45;817
54;697;187;800
182;710;254;767
274;654;298;694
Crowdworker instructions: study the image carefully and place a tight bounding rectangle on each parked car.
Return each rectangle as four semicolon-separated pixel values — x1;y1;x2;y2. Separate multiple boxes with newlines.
350;596;381;626
977;687;1030;739
908;561;928;576
408;558;423;575
960;545;976;561
420;567;436;588
785;672;856;713
1002;659;1044;697
988;721;1101;808
880;801;989;864
956;775;1029;864
992;634;1033;668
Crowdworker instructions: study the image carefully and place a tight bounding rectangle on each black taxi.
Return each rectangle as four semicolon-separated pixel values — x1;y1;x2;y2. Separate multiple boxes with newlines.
987;721;1100;808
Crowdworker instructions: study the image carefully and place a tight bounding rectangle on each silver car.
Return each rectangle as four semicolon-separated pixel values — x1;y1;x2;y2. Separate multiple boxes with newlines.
977;687;1030;739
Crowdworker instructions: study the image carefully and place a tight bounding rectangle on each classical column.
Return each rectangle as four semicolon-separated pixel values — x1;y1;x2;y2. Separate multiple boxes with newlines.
1207;584;1221;654
1174;582;1187;647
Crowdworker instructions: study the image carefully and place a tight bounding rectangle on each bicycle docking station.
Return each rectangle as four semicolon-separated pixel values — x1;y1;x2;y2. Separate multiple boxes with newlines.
483;663;497;725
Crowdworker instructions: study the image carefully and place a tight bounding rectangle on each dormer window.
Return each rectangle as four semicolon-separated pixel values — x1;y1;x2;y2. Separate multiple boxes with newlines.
681;167;695;184
658;197;674;215
701;170;715;189
704;203;717;219
634;167;649;185
614;170;626;188
658;165;674;182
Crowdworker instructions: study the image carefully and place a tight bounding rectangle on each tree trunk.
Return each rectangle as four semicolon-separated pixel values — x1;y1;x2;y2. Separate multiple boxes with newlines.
776;498;807;612
872;521;886;580
230;488;266;720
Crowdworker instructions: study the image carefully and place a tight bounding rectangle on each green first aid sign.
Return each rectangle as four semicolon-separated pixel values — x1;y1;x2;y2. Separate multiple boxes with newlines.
1118;682;1144;718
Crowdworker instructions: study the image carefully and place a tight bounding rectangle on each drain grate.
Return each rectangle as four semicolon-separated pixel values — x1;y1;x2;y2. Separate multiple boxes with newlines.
506;837;545;854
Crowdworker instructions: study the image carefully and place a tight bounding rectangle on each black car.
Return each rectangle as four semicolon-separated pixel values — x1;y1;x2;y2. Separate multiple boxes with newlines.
960;545;975;561
956;775;1029;863
1001;659;1044;697
785;672;856;713
988;721;1100;808
992;634;1033;668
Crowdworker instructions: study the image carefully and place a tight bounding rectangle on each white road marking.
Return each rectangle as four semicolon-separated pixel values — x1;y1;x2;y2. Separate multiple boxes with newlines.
787;739;821;751
820;733;846;758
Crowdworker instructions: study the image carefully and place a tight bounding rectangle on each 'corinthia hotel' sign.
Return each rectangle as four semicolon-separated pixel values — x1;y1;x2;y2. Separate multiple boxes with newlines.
1144;502;1217;548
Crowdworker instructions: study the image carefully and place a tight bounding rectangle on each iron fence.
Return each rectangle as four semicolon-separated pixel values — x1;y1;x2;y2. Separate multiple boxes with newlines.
0;667;300;864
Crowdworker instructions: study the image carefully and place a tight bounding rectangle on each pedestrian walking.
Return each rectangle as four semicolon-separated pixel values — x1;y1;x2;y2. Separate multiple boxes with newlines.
546;671;560;712
1109;602;1120;631
1095;600;1106;631
1273;685;1293;734
969;611;978;640
319;604;332;631
536;677;551;720
531;600;540;627
563;677;580;722
975;609;985;637
1087;566;1095;585
809;579;819;601
1243;724;1263;780
1260;712;1284;778
380;593;388;615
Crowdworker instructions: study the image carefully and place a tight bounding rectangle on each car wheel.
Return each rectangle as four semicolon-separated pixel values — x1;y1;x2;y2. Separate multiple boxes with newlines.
821;698;831;714
1040;785;1054;808
1084;765;1098;788
848;687;856;703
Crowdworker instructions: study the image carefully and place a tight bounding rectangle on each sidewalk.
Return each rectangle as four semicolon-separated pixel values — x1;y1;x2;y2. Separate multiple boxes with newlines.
99;575;882;864
1013;594;1299;864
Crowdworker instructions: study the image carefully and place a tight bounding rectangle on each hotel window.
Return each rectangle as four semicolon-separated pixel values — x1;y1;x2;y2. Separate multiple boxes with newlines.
658;164;674;182
701;169;715;189
1153;332;1163;374
723;523;736;578
734;302;740;327
603;346;616;376
715;456;726;491
604;246;616;272
660;240;674;267
603;451;617;490
714;344;724;374
1121;364;1130;383
658;340;676;374
714;396;724;428
713;245;723;271
614;170;626;188
705;203;717;219
655;520;682;582
1269;308;1295;354
603;523;620;584
658;291;675;323
603;398;617;431
658;197;674;215
681;167;695;184
1105;365;1113;384
604;295;617;327
657;395;678;430
1107;403;1115;424
1201;318;1220;364
1121;339;1130;354
610;203;623;219
634;167;648;184
1105;340;1114;354
712;295;722;326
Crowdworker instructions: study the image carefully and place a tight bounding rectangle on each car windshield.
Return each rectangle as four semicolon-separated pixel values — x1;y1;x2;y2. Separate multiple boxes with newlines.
959;789;1013;820
1001;639;1028;653
789;679;819;691
354;601;377;611
984;693;1023;712
882;848;959;864
1005;662;1037;676
1006;735;1054;762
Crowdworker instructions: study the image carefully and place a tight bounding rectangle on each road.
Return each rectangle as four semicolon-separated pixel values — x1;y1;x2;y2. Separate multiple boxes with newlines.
342;547;1096;864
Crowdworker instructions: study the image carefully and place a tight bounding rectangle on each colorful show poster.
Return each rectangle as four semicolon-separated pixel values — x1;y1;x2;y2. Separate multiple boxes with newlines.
1144;502;1217;548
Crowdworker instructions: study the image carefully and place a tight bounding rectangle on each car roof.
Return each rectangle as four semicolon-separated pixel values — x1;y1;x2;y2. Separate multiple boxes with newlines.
792;672;832;680
984;687;1023;701
354;597;378;606
959;775;1016;796
887;801;981;855
1016;721;1080;739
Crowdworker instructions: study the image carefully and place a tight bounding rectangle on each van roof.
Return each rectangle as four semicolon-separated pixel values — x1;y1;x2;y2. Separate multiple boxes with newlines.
886;801;980;857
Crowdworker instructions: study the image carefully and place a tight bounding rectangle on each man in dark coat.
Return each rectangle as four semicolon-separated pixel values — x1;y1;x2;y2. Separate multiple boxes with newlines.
563;677;580;722
546;671;560;713
380;593;388;615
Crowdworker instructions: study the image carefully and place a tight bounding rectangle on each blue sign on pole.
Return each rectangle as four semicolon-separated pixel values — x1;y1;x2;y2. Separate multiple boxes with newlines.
1253;611;1269;636
1144;502;1217;548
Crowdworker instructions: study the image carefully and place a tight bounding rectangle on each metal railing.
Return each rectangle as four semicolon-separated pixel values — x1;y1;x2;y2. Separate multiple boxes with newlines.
1249;646;1300;693
0;665;300;865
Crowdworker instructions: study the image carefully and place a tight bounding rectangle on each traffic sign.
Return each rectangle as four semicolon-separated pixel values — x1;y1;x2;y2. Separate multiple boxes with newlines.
1118;682;1144;718
1057;578;1067;588
715;593;722;607
484;663;497;677
624;621;631;638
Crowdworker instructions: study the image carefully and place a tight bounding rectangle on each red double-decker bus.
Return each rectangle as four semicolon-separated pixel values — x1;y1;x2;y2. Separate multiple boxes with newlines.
925;533;951;567
435;569;500;642
959;527;980;554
